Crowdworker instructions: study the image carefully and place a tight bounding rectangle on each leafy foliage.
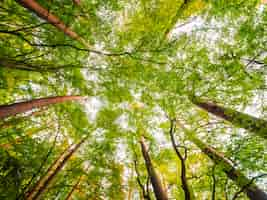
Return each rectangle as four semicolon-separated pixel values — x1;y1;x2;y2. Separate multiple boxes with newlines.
0;0;266;199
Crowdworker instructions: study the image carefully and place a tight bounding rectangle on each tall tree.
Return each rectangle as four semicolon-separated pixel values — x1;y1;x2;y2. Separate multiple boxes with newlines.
25;137;87;200
0;0;266;199
191;98;267;139
176;120;267;200
15;0;89;47
0;96;83;119
140;136;168;200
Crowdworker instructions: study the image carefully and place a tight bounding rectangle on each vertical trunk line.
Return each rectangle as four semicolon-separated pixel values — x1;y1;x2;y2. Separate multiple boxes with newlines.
140;136;168;200
177;121;267;200
26;137;87;200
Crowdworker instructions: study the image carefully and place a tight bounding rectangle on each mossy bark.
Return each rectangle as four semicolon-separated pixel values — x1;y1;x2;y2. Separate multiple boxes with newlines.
181;125;267;200
191;98;267;139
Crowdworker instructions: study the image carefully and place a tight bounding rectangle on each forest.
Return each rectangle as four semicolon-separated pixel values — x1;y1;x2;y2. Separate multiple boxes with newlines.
0;0;266;199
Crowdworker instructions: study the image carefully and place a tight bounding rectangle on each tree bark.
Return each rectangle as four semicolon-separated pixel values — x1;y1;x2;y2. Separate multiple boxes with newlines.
15;0;88;46
140;136;168;200
26;137;87;200
0;95;83;119
169;120;192;200
191;98;267;139
177;121;267;200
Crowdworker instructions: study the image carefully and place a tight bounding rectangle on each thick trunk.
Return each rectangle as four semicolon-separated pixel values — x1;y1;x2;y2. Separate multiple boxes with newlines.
0;95;83;119
191;98;267;139
169;120;192;200
140;136;168;200
26;137;87;200
178;122;267;200
16;0;88;46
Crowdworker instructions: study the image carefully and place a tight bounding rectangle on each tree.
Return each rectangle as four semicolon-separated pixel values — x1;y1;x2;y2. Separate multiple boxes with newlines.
25;137;87;200
16;0;89;47
176;120;267;200
140;136;168;200
191;97;267;139
0;96;83;119
0;0;266;199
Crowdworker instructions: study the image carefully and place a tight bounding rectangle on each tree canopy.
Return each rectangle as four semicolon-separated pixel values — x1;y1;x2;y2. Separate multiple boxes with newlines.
0;0;266;199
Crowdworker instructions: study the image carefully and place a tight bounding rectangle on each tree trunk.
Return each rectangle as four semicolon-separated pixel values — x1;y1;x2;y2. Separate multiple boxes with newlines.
169;120;192;200
177;121;267;200
26;137;87;200
139;136;168;200
0;95;83;119
191;98;267;139
15;0;88;46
